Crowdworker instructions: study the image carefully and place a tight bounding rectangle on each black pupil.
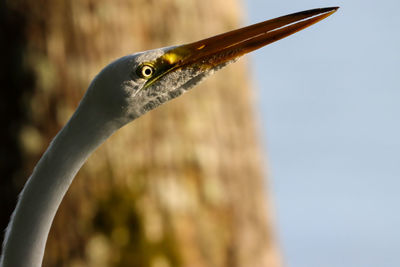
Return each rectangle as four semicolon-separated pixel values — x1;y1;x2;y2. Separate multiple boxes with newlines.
144;67;152;76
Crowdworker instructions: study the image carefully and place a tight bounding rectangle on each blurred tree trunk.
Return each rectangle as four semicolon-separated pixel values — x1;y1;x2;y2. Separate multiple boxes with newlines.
1;0;281;266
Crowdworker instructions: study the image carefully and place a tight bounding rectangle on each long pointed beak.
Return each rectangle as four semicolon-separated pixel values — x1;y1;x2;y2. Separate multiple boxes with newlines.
145;7;338;87
167;7;338;67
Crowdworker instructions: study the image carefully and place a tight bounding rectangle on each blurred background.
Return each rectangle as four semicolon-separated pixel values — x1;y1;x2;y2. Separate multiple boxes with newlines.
1;0;399;267
246;1;400;267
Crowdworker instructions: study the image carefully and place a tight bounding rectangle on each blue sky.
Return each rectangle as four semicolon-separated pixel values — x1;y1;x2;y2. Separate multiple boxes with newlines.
245;1;400;266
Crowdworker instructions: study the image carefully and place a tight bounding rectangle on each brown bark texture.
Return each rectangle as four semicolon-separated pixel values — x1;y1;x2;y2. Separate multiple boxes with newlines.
1;0;281;266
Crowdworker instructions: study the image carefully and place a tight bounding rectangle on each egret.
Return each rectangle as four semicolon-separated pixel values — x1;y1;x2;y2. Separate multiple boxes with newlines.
1;7;338;267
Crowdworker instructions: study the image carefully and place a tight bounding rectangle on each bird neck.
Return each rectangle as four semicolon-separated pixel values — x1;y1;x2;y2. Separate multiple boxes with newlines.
1;99;119;267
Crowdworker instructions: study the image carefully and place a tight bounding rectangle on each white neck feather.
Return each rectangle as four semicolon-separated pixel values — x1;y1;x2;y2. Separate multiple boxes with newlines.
1;97;120;267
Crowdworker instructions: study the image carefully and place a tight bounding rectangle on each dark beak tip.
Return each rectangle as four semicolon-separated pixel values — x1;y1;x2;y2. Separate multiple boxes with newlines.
306;7;339;18
326;6;340;13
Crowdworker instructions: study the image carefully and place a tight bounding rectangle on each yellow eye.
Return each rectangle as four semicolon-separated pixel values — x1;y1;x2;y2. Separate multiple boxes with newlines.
137;64;155;79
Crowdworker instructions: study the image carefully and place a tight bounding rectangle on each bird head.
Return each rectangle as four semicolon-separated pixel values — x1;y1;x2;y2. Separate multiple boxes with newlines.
83;7;338;127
